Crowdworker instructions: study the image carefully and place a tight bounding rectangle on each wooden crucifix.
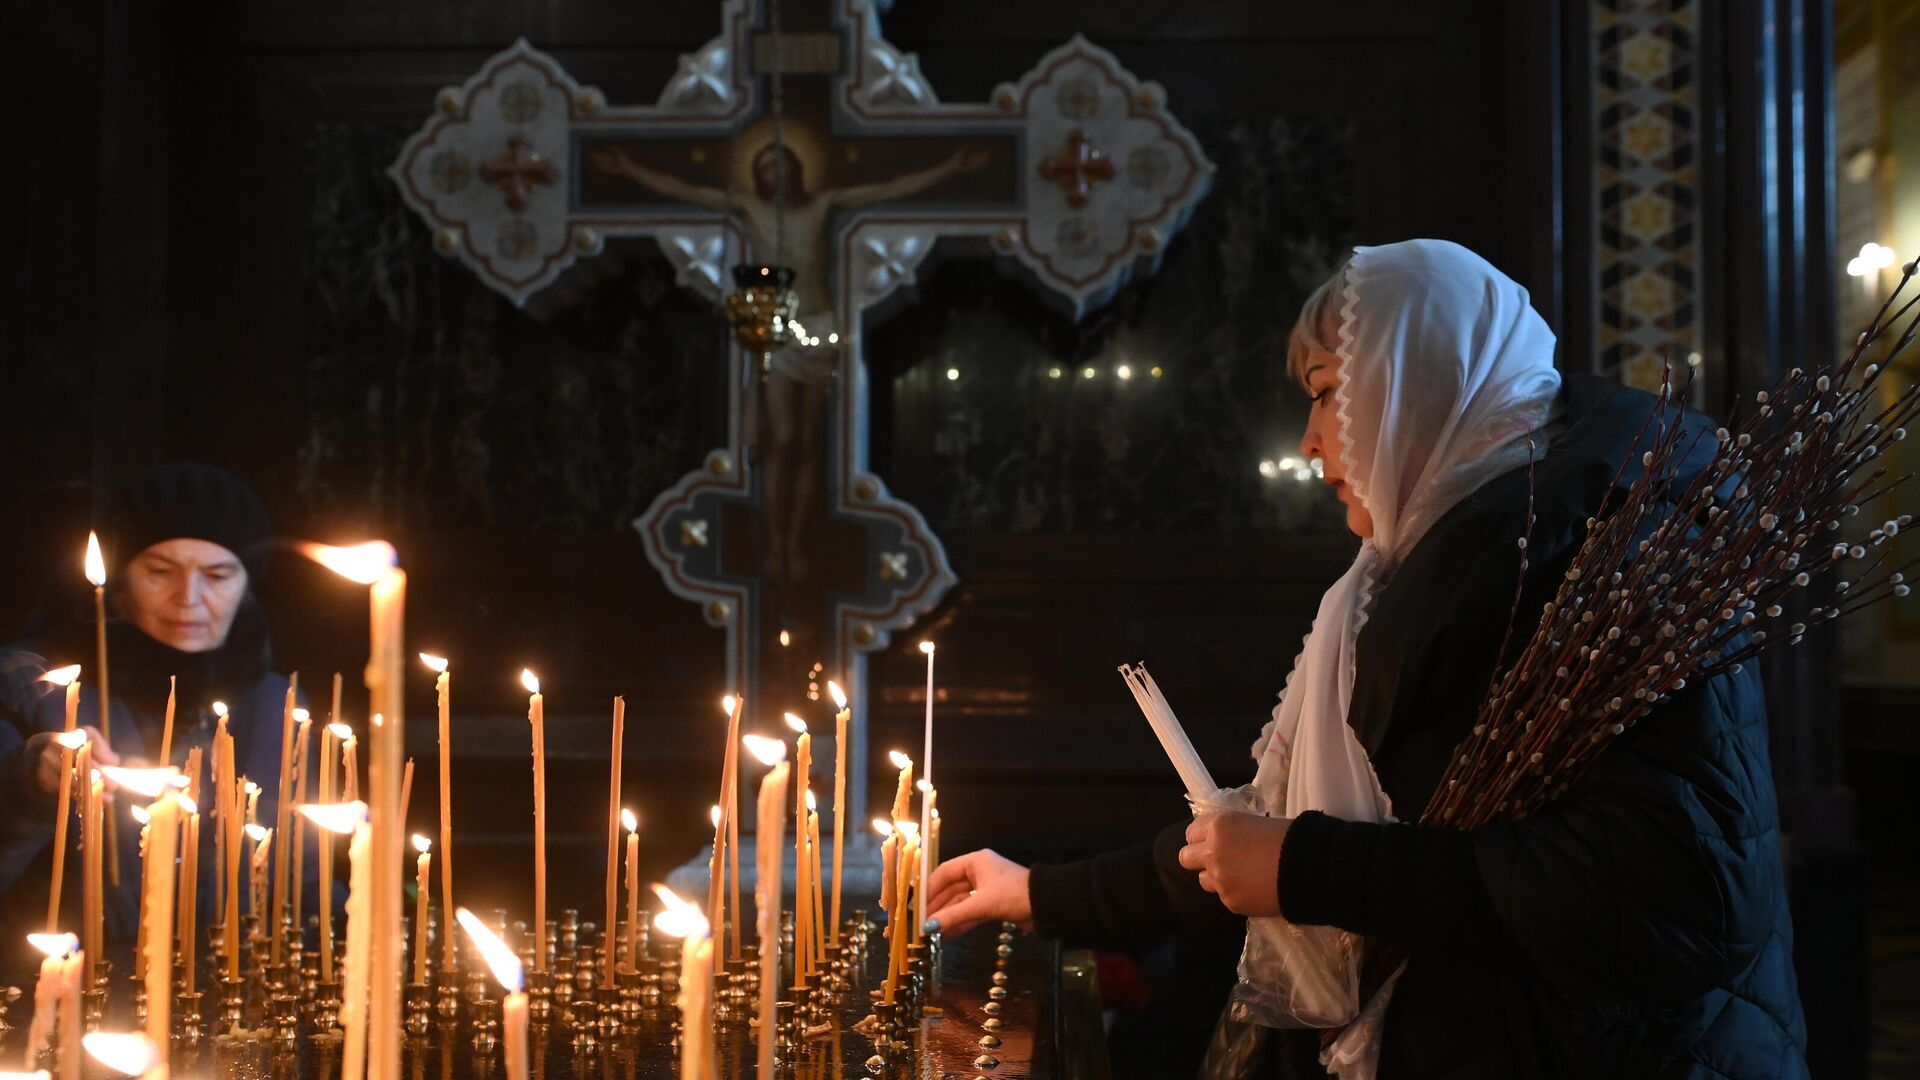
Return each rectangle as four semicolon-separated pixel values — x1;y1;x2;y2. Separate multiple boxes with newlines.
389;0;1213;853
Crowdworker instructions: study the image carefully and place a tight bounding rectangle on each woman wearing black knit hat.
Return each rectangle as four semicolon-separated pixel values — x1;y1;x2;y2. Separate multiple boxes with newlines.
0;463;305;985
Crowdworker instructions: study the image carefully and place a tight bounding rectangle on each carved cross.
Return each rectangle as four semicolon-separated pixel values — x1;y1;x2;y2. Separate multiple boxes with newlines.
1038;129;1116;208
388;2;1214;849
479;132;558;210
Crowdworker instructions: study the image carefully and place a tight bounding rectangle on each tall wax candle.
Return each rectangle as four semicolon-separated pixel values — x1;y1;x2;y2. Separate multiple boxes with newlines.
319;723;346;981
827;681;849;947
57;947;83;1080
806;793;824;964
603;697;624;987
714;695;742;966
623;810;640;971
783;714;811;984
84;533;119;887
650;887;712;1080
706;805;724;973
419;655;456;971
301;804;371;1080
289;712;313;950
520;670;547;973
142;793;182;1074
456;908;527;1080
271;678;299;967
45;725;86;930
876;819;896;923
411;836;431;984
178;800;201;996
915;782;937;935
917;643;936;940
80;750;100;968
742;735;789;1078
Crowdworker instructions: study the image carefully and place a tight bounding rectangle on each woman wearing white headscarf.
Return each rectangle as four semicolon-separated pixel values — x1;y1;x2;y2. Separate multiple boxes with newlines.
928;241;1807;1078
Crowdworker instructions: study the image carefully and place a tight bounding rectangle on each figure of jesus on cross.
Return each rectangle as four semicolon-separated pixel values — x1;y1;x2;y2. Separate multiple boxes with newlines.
591;140;988;583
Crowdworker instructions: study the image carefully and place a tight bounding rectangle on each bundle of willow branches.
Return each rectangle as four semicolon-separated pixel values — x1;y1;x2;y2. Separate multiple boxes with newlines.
1423;271;1920;829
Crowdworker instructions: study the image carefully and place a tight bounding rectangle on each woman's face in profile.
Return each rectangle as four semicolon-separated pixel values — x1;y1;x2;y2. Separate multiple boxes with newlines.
1296;347;1375;539
120;538;249;653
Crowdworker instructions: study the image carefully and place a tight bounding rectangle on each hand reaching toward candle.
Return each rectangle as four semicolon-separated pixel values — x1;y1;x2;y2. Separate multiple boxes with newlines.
1178;810;1291;917
27;727;117;795
924;849;1032;937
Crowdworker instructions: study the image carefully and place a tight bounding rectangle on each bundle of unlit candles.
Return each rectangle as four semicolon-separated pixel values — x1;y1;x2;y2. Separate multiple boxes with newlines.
1118;663;1217;801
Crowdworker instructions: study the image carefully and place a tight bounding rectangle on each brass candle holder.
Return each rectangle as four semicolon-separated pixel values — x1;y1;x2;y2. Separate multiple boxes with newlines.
525;969;553;1022
470;996;499;1051
404;982;432;1035
217;974;246;1034
174;990;204;1042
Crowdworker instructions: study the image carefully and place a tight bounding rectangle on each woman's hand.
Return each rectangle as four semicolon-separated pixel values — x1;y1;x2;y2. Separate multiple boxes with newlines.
924;849;1033;938
1179;811;1292;917
27;727;117;795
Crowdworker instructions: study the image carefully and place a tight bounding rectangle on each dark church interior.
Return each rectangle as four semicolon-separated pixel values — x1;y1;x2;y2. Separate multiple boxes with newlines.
4;1;1916;1077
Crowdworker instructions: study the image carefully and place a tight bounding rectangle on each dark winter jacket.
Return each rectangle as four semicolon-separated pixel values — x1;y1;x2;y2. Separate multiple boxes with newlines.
0;590;307;986
1027;375;1809;1078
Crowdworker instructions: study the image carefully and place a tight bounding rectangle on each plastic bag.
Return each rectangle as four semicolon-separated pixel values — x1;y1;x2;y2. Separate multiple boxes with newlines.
1191;785;1362;1031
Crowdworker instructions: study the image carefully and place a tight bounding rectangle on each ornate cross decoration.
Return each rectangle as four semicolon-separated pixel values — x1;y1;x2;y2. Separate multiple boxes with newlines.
388;1;1213;829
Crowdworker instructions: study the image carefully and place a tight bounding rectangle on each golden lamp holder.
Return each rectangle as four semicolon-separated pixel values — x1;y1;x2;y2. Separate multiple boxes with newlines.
725;264;799;369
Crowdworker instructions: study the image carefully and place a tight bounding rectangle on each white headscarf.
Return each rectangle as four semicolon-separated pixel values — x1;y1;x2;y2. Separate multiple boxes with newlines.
1254;238;1562;825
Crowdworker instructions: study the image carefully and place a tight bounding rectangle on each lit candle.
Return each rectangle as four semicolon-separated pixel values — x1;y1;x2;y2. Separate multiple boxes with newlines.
83;533;119;887
456;907;527;1080
411;835;431;984
827;681;848;947
889;750;913;826
650;885;712;1080
271;677;299;966
80;1032;158;1079
604;696;624;987
140;792;182;1073
301;540;404;1080
247;825;272;921
521;669;547;973
918;641;936;940
43;687;85;930
623;810;640;972
245;780;261;826
884;821;918;1005
743;733;789;1077
26;931;81;1075
303;802;371;1080
705;803;724;973
419;654;456;971
783;713;811;985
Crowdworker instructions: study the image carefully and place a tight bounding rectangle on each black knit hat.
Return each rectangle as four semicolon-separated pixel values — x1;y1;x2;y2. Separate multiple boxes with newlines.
104;464;273;578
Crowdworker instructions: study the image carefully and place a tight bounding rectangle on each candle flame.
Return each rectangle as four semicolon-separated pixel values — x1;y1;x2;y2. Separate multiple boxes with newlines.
244;780;261;796
918;640;935;656
872;818;894;838
27;931;79;958
130;805;149;825
299;540;398;585
213;701;229;719
741;733;787;767
916;778;932;793
889;750;912;771
412;834;432;854
624;808;639;833
54;729;89;750
784;712;807;734
371;713;383;729
520;669;540;695
98;766;185;798
897;820;920;841
932;808;941;820
84;533;106;588
650;884;710;940
709;805;722;828
81;1033;158;1076
39;664;81;687
419;653;449;674
245;823;269;842
721;694;737;716
327;722;351;740
298;801;368;835
293;707;310;723
455;907;524;993
827;680;847;710
778;629;791;647
176;794;197;815
806;789;817;812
